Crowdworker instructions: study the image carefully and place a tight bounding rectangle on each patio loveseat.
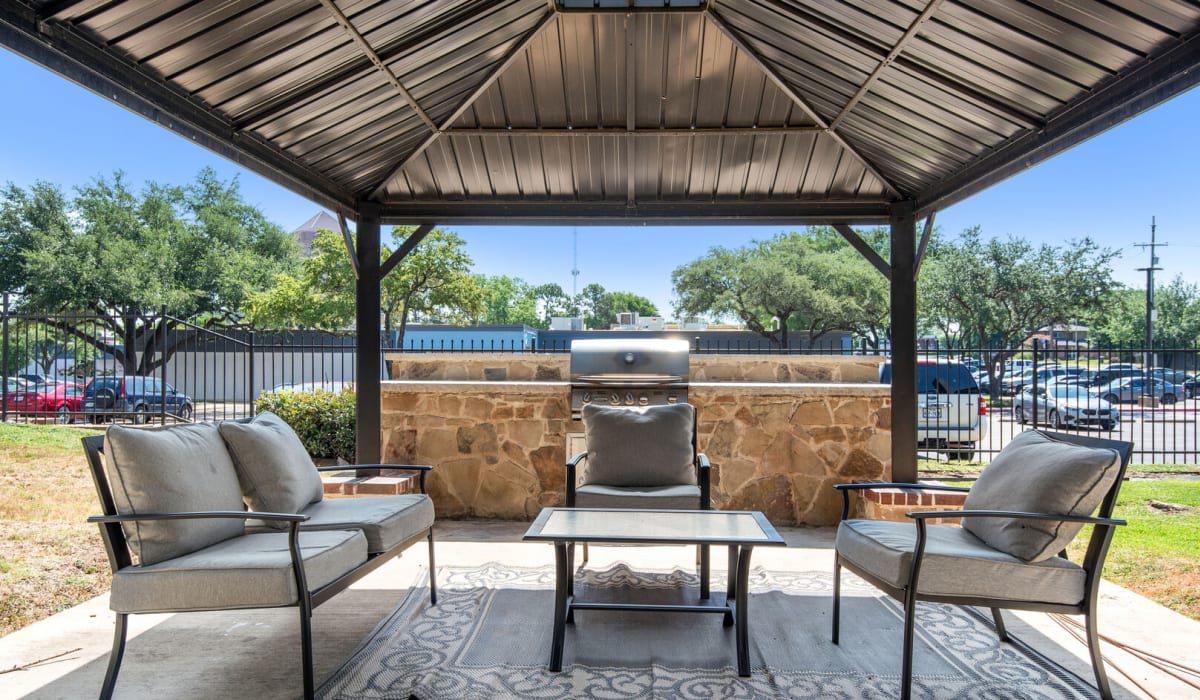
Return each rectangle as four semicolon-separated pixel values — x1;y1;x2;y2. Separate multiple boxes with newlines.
82;412;437;700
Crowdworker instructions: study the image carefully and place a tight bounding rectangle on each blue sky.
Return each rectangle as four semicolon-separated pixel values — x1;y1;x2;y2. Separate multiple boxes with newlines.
2;47;1197;317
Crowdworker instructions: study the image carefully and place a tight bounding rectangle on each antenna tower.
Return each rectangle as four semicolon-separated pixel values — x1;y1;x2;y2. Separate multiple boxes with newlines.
571;226;580;296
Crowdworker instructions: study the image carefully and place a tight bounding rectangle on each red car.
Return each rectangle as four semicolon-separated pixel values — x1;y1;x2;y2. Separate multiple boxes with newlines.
5;382;85;423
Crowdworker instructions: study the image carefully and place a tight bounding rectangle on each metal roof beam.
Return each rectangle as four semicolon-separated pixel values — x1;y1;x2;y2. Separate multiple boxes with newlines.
704;5;902;197
378;199;892;225
380;224;435;279
317;0;437;131
445;126;824;135
916;30;1200;217
828;0;945;132
832;224;890;280
370;9;558;200
914;211;936;279
0;5;356;213
625;12;637;207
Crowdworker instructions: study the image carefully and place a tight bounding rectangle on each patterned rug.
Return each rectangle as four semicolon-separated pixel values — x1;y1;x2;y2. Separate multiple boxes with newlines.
319;562;1095;699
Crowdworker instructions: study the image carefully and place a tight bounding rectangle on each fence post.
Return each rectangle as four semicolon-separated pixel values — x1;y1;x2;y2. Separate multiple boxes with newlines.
159;305;168;425
248;330;256;417
1;293;8;422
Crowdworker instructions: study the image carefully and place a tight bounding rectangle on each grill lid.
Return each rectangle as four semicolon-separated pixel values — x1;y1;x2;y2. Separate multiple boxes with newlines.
569;338;689;383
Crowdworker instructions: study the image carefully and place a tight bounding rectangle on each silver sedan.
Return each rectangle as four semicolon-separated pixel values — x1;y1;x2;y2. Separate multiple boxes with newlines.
1014;384;1121;430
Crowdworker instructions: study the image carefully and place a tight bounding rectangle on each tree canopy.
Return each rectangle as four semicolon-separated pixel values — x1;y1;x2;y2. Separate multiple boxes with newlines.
0;168;298;375
249;226;482;347
671;229;887;348
919;226;1118;390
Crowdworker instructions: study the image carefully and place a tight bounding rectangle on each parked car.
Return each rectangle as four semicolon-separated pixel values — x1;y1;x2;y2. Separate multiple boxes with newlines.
1087;365;1143;387
81;376;194;423
880;359;987;461
1092;376;1179;405
5;382;85;423
3;376;31;394
1147;368;1196;397
1000;366;1071;395
1014;384;1120;431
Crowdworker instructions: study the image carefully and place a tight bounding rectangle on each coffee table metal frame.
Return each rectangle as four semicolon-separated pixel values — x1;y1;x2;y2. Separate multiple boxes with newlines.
523;507;785;676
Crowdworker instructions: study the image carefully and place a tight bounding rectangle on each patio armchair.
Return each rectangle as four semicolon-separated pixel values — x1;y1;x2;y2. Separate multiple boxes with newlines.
83;413;436;700
566;402;712;596
831;429;1133;700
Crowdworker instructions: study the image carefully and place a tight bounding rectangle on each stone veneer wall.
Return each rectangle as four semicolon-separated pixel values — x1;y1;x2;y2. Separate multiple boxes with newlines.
385;352;885;384
380;378;890;526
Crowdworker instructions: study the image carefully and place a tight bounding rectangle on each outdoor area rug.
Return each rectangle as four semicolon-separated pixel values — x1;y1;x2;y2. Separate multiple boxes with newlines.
318;562;1095;699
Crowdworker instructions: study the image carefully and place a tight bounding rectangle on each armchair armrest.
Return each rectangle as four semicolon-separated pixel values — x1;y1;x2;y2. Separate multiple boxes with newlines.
834;481;971;520
907;509;1126;527
315;463;433;493
88;511;308;524
565;452;588;507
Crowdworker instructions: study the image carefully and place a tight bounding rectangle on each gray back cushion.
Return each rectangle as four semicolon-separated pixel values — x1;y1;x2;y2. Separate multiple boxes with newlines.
104;422;246;566
581;403;696;487
219;412;323;527
962;430;1121;562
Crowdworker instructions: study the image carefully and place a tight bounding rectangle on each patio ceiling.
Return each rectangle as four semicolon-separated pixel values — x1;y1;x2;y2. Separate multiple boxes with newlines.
2;0;1198;226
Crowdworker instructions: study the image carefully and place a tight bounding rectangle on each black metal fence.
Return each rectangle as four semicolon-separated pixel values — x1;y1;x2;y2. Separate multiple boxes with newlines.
1;305;360;426
3;305;1195;465
914;345;1200;465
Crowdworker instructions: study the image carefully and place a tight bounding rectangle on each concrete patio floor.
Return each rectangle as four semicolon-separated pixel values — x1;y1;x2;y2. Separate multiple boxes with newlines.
2;521;1196;699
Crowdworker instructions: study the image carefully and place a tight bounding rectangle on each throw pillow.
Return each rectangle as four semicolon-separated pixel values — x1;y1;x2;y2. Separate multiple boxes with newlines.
962;430;1122;562
219;411;324;528
104;422;246;566
581;403;696;487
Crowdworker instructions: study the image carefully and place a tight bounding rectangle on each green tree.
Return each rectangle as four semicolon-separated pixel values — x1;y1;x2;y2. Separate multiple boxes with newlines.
1;169;299;376
672;233;853;348
250;226;482;347
575;283;657;329
919;226;1118;394
472;275;541;327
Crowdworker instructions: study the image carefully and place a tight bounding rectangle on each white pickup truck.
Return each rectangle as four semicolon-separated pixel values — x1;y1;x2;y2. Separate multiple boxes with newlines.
880;359;988;461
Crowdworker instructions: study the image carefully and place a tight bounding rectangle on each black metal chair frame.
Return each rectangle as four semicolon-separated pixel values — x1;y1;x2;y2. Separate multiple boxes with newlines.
565;408;713;596
831;432;1133;700
82;432;437;700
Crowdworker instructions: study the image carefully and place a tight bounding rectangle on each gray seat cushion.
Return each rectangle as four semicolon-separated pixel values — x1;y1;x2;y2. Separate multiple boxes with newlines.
109;529;367;614
104;423;246;566
574;483;703;510
247;495;435;554
219;412;324;528
581;403;697;487
837;519;1086;606
962;429;1122;562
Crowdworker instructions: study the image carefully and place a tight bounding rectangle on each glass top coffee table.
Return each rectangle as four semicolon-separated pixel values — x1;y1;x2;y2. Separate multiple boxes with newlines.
523;507;785;676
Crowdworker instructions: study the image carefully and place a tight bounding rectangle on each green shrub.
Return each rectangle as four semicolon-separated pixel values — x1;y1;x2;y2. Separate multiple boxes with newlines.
254;388;356;462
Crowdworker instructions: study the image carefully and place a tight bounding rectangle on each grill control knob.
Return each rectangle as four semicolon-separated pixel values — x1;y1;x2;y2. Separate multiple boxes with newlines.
625;392;635;405
624;352;636;364
581;392;592;404
667;394;678;404
610;392;620;404
638;395;649;406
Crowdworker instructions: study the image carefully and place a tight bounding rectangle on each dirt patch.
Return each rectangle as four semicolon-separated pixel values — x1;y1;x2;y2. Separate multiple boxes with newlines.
0;520;109;636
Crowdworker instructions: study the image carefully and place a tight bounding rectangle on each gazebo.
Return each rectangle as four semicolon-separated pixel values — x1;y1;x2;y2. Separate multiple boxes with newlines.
3;0;1198;481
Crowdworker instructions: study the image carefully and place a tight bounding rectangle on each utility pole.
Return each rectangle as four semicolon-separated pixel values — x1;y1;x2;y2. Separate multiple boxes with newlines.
1135;216;1166;371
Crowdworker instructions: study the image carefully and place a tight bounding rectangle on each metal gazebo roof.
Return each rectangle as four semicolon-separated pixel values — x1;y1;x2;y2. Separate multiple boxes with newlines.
3;0;1197;225
3;0;1198;474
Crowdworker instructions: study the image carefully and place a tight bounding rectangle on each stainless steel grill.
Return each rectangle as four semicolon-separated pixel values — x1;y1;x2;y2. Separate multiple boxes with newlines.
569;338;689;418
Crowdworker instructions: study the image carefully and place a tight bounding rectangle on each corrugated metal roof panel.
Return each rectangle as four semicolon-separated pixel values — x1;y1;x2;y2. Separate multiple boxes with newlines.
6;0;1196;221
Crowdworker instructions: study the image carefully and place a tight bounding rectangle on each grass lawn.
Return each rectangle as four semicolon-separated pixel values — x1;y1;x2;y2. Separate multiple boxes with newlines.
0;422;107;636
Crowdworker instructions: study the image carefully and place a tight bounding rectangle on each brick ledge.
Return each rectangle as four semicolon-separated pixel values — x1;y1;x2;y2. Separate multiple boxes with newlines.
321;472;419;496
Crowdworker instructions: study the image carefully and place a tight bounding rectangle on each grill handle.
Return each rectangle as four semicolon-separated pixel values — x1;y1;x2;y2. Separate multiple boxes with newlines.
571;374;685;384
